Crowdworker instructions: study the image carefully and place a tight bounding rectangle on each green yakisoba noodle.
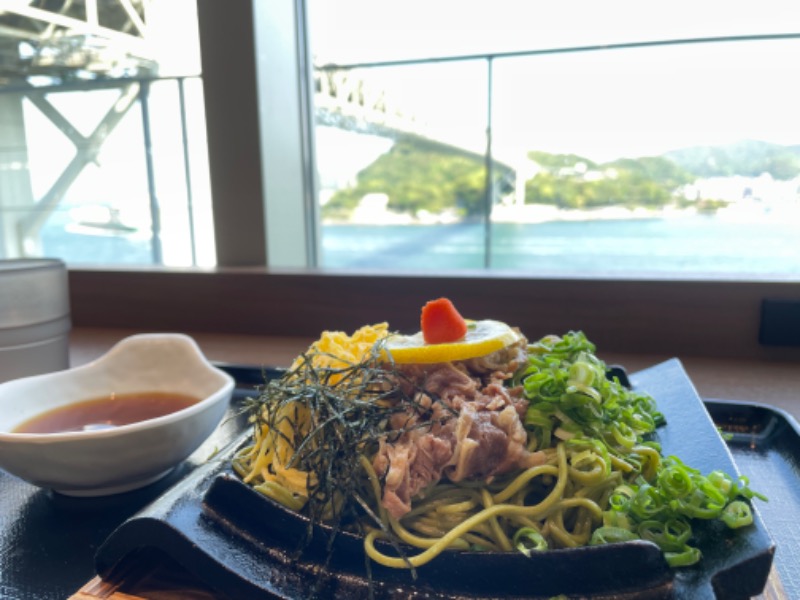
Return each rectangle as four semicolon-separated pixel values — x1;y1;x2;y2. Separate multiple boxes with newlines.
233;330;765;571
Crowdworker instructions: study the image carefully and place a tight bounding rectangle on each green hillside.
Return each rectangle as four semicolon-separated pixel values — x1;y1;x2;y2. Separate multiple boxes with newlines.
323;138;798;219
665;140;800;180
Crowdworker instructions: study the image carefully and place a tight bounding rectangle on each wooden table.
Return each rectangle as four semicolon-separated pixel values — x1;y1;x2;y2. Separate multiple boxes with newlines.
68;327;797;599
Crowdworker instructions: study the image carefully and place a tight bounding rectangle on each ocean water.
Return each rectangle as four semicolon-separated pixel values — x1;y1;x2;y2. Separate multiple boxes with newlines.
320;214;800;277
39;212;799;278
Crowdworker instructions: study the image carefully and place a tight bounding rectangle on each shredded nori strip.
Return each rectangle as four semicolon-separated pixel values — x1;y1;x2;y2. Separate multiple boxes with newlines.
244;339;451;575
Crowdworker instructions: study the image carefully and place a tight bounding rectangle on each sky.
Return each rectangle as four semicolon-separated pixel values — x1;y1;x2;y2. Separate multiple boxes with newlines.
308;0;800;162
309;0;799;64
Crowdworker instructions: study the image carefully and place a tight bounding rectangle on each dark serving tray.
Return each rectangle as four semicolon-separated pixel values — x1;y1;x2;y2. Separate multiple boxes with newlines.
0;360;793;600
704;398;800;600
90;359;777;600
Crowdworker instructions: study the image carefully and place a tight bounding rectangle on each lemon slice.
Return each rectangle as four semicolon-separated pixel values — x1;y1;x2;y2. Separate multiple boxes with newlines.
382;319;523;364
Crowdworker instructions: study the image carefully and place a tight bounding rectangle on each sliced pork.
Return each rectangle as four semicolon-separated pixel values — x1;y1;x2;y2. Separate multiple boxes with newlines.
373;338;545;519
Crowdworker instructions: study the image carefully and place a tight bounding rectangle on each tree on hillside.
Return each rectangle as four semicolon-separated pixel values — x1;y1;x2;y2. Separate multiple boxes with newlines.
665;140;800;180
607;156;694;188
323;138;494;219
525;155;687;209
527;150;599;171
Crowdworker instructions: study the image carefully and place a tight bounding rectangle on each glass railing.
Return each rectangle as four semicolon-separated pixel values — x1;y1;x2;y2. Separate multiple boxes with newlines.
313;35;800;278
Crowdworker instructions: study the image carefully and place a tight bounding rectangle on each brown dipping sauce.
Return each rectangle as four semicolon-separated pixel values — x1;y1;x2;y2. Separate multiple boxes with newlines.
13;391;200;434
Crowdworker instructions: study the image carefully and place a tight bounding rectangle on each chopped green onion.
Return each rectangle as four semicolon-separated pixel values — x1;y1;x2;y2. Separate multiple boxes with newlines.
590;526;639;545
630;484;668;520
707;470;735;499
637;519;691;552
658;463;694;499
520;330;766;569
722;500;754;529
665;546;702;567
513;527;548;556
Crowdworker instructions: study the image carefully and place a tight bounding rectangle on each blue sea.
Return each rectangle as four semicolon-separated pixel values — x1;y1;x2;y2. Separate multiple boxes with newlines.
42;213;800;278
320;214;800;277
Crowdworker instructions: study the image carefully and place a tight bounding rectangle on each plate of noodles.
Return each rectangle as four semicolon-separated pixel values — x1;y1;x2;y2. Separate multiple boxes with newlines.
95;299;774;599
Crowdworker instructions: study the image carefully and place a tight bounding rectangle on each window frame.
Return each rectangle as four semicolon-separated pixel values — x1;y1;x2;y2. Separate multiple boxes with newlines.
197;0;317;268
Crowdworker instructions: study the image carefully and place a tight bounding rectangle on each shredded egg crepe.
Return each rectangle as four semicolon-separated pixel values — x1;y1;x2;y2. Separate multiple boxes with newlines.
291;322;390;384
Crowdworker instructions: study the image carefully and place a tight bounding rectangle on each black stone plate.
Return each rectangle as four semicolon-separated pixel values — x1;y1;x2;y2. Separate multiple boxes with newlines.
92;359;775;600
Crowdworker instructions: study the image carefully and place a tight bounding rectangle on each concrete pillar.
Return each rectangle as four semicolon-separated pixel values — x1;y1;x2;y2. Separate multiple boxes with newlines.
0;91;35;258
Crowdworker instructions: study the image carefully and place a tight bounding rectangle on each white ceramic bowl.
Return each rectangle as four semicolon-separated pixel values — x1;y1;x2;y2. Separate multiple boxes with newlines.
0;333;235;496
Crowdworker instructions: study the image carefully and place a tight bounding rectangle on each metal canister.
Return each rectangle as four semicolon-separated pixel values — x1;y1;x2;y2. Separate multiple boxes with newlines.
0;259;71;383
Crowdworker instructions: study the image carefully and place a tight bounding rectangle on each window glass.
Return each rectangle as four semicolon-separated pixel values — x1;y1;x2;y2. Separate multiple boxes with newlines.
316;61;491;269
309;1;800;278
309;0;799;64
489;39;800;276
0;1;214;266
